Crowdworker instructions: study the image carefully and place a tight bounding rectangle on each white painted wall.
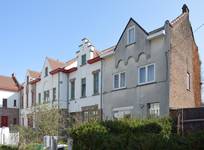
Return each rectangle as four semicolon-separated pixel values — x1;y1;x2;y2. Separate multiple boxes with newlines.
20;58;69;126
0;90;19;108
68;39;101;113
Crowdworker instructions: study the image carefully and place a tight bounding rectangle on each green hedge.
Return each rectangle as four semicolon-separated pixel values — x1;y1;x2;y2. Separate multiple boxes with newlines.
70;118;173;150
0;145;18;150
70;118;204;150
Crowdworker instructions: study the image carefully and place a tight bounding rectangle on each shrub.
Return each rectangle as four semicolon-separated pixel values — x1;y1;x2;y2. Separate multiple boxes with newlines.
70;118;173;150
0;145;18;150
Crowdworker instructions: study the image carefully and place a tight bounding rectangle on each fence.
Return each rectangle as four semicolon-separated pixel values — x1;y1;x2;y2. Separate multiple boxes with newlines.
0;127;19;145
170;107;204;134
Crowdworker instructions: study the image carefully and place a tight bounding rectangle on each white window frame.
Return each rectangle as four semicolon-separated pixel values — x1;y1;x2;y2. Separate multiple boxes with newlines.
127;26;136;45
138;63;155;85
148;102;160;117
113;72;126;90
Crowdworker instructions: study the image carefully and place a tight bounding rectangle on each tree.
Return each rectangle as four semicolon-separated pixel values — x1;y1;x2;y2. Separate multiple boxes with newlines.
15;104;68;149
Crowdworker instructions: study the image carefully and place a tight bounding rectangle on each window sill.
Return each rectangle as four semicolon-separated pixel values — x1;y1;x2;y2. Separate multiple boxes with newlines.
112;87;127;92
92;93;100;96
80;64;87;67
69;98;75;101
126;42;136;47
137;81;156;87
80;96;87;99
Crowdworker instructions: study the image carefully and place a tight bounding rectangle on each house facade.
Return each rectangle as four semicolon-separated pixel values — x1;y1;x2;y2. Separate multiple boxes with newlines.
66;38;102;123
101;4;201;120
4;4;201;126
0;74;20;127
19;58;68;127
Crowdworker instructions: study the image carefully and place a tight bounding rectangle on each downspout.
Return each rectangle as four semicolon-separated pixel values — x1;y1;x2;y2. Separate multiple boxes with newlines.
100;59;103;121
58;73;60;110
66;73;70;123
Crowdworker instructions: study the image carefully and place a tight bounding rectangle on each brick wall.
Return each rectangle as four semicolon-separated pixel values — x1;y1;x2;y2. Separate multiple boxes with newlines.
192;43;202;107
169;12;201;108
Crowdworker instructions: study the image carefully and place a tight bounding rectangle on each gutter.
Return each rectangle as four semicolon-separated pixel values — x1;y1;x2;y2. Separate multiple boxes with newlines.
147;30;165;40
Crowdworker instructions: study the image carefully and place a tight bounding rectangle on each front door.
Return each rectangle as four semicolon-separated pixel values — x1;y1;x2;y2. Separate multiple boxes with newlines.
1;116;8;127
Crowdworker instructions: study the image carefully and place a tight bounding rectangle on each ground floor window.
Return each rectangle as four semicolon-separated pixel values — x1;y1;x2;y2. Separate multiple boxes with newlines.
148;102;160;117
112;106;133;119
27;115;33;128
83;110;99;122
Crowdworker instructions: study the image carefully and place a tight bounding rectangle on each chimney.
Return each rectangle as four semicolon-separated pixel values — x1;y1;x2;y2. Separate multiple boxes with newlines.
11;73;21;90
182;4;189;13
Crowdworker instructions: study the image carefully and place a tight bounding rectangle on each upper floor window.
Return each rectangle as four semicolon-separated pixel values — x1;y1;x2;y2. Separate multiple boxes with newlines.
113;72;126;89
81;54;86;66
138;64;155;85
13;99;16;107
93;71;100;95
81;78;86;97
45;67;48;77
187;72;190;91
70;79;75;100
127;26;135;44
21;96;24;108
38;93;41;104
148;102;160;117
43;90;49;103
3;99;7;108
53;88;56;101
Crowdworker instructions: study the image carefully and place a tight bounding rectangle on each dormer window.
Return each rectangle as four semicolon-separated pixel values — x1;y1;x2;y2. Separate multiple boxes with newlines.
45;67;48;77
127;26;135;45
81;54;86;66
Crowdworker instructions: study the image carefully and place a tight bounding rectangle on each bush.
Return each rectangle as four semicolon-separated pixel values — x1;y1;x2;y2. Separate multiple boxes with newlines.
69;118;204;150
70;118;173;150
0;145;18;150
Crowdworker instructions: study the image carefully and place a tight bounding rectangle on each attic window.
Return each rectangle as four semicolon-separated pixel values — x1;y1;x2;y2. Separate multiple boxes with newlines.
81;54;86;66
127;26;135;44
45;67;48;77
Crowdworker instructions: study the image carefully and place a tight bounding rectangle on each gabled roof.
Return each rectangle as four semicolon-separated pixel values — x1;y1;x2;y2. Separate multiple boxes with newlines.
28;69;41;79
47;57;66;70
0;75;19;92
114;18;148;51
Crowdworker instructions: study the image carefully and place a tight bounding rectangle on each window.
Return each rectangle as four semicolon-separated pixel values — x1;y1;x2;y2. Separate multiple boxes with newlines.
14;99;16;107
81;78;86;97
81;54;86;65
83;110;99;122
83;111;89;122
43;90;49;103
3;99;7;108
127;26;135;44
187;72;190;90
93;71;99;95
120;72;126;87
31;91;35;106
13;118;17;125
148;103;160;117
38;93;41;104
70;80;75;100
45;67;48;77
138;64;155;84
113;72;126;89
114;74;119;89
21;96;24;108
53;88;56;101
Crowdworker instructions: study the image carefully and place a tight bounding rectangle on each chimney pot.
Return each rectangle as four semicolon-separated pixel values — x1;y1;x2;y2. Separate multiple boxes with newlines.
182;4;189;13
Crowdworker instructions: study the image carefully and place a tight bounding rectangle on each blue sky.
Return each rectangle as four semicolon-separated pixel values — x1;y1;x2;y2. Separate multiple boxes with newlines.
0;0;203;99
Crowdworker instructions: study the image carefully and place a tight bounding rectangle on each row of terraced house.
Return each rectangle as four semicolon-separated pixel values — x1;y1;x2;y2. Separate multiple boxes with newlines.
0;4;202;127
